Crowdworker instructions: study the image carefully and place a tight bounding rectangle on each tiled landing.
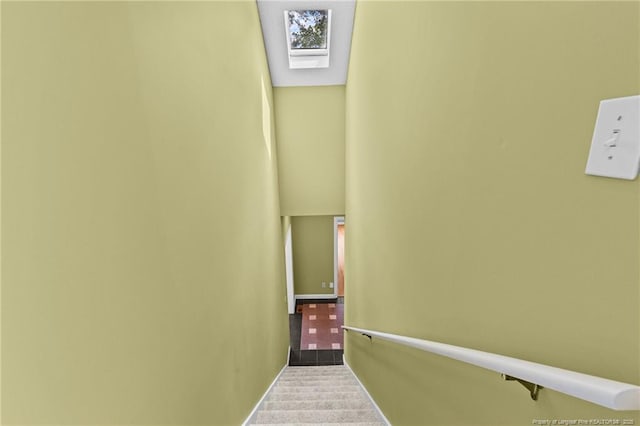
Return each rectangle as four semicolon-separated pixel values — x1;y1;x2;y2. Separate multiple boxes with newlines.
300;302;344;350
288;348;344;366
288;299;344;366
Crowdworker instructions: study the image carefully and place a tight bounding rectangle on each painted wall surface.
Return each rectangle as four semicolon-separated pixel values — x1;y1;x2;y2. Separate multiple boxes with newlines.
291;216;335;295
275;86;345;216
345;2;640;425
1;2;288;424
282;216;292;245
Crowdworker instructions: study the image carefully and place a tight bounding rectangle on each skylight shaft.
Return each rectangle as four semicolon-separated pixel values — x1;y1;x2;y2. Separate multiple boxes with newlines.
284;9;332;69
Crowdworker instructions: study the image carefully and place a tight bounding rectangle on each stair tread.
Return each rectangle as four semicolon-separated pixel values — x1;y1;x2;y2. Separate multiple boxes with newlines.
280;373;353;380
255;409;382;424
280;371;352;376
251;423;385;426
262;399;372;411
282;372;352;377
270;385;363;394
273;381;360;388
266;391;366;402
279;375;353;381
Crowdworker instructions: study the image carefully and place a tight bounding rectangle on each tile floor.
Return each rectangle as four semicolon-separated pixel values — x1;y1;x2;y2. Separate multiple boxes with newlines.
288;348;344;366
288;299;344;366
300;303;344;350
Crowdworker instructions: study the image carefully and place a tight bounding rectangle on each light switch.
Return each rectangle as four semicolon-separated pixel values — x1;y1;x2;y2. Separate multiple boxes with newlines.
585;95;640;180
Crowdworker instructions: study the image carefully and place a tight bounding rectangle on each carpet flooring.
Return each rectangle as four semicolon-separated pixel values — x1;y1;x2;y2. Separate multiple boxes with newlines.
248;365;386;425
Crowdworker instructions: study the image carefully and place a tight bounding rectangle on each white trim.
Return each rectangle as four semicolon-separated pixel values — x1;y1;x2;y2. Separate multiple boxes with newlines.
284;223;295;314
333;216;344;298
342;326;640;411
343;357;392;425
295;293;336;300
242;347;290;426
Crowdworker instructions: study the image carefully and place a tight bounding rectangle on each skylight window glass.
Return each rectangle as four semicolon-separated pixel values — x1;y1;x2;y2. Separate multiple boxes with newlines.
287;10;328;50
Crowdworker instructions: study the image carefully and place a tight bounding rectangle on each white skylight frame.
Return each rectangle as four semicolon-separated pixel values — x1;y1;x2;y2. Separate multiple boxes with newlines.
284;9;332;69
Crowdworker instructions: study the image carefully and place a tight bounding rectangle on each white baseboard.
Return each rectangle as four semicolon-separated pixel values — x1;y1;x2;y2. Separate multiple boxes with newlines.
343;356;392;426
295;294;336;300
242;346;290;426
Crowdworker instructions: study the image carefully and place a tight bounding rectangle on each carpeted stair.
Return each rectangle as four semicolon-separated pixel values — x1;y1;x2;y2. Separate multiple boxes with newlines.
249;365;387;425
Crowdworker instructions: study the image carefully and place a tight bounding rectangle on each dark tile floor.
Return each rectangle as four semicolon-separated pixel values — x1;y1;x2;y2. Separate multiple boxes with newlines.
289;313;302;351
288;299;344;366
289;348;344;366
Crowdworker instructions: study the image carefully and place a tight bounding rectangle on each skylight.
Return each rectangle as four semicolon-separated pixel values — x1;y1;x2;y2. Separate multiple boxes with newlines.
287;10;328;50
284;9;332;69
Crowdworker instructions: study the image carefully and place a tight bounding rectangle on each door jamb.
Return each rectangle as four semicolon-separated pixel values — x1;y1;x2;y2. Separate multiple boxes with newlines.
333;216;345;298
285;223;295;314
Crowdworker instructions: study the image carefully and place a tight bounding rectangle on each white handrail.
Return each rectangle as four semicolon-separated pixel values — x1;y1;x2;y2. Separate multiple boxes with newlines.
342;325;640;411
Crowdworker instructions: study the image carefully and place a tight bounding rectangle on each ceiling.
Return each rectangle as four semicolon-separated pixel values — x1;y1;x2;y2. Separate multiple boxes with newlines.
257;0;356;87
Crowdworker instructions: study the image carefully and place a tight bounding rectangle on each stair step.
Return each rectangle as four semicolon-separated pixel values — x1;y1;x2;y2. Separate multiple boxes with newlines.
276;378;357;387
282;368;351;377
280;370;352;377
266;390;365;402
281;368;351;375
270;385;363;395
252;423;385;426
261;398;372;411
279;375;355;383
255;409;382;424
286;365;346;370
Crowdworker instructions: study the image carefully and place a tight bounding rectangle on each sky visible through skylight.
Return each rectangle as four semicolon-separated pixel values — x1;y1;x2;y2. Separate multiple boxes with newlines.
287;10;328;49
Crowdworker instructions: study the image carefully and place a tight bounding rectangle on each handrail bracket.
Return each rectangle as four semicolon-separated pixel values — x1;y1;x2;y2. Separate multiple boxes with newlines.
343;327;373;341
502;374;543;401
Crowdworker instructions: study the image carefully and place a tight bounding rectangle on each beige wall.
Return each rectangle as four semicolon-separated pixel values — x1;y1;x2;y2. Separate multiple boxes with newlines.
291;216;335;295
345;2;639;425
275;86;345;216
1;2;288;424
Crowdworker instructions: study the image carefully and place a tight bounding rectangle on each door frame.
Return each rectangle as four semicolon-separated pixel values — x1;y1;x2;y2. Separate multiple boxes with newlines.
284;222;295;314
333;216;345;298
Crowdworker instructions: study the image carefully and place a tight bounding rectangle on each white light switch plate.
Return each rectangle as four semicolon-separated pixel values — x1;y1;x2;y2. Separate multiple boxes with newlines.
585;95;640;180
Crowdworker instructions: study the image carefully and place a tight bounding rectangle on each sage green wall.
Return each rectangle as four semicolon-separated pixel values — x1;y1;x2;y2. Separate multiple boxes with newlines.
274;86;346;216
291;216;335;295
2;2;288;424
345;2;639;425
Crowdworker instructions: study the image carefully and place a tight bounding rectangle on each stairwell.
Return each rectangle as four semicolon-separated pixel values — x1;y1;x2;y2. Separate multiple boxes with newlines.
248;365;388;425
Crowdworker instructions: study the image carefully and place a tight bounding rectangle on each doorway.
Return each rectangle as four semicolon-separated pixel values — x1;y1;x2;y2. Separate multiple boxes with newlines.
333;216;345;298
